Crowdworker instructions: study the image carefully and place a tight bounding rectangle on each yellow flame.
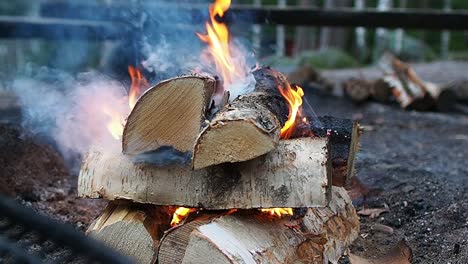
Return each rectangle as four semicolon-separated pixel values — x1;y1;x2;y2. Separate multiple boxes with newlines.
102;106;124;140
278;83;305;139
171;207;197;226
260;208;294;217
197;0;245;86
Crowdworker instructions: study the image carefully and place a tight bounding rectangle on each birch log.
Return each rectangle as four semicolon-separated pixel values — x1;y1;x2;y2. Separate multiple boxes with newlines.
192;67;290;170
87;202;170;264
79;137;331;209
158;187;359;264
122;75;216;155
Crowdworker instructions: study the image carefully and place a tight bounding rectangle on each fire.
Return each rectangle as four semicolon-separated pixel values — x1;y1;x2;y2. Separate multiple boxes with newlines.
103;66;149;140
278;83;305;139
102;106;125;140
171;207;197;226
128;66;149;109
260;208;294;217
197;0;247;87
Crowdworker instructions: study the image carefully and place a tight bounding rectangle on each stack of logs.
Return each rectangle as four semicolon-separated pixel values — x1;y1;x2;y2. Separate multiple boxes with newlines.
344;55;460;112
78;68;361;263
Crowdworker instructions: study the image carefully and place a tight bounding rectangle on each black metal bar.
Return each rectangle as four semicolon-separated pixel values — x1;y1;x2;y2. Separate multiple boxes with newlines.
0;16;127;40
0;194;132;263
39;2;468;30
227;6;468;30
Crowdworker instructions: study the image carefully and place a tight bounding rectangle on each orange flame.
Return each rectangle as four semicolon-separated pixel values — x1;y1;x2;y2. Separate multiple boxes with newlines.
171;207;197;226
278;83;305;139
197;0;246;87
128;66;149;109
103;66;149;140
260;208;294;218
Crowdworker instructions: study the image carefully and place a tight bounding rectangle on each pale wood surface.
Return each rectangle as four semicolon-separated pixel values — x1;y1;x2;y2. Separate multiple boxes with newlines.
122;75;215;154
156;187;359;264
78;137;331;209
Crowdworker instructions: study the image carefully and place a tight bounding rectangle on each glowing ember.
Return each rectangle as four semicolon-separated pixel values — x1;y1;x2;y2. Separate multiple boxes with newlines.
278;83;305;139
128;66;149;109
171;207;197;226
260;208;294;217
197;0;248;88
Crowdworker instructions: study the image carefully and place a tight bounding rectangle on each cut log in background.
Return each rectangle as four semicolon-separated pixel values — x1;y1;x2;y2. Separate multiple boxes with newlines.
88;188;359;264
192;67;290;170
79;137;332;209
122;75;216;155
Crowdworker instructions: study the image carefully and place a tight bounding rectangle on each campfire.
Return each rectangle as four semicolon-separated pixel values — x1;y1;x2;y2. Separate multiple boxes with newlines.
80;0;361;263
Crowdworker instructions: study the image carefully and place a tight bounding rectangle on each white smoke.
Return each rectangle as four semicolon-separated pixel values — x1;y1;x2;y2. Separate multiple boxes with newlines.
13;70;129;162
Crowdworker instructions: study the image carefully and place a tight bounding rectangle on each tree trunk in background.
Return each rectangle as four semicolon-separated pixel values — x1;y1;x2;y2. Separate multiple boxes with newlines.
354;0;367;61
441;0;451;58
394;0;407;54
252;0;262;53
319;0;334;50
294;0;317;55
276;0;286;56
320;0;351;50
373;0;393;61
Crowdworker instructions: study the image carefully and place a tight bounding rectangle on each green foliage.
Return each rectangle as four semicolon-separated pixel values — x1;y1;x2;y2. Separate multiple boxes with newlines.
297;48;360;69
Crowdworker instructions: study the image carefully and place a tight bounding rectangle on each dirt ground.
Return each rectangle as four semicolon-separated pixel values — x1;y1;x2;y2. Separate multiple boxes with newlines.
0;61;467;263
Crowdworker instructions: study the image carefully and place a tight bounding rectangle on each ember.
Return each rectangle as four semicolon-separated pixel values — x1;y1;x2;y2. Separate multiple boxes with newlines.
170;207;197;226
260;208;294;217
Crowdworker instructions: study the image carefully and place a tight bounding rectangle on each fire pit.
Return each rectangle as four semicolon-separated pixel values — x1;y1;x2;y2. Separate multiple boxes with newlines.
75;1;362;263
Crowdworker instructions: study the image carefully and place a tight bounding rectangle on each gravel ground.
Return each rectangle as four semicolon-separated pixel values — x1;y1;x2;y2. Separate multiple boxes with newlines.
304;80;468;263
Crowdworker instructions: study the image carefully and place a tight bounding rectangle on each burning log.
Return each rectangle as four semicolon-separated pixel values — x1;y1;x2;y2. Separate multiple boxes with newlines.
192;67;290;169
87;202;170;264
157;187;359;264
122;75;216;155
79;137;331;209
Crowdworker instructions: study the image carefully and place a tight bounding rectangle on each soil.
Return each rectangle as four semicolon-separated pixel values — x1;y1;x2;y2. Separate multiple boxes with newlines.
304;92;468;262
0;124;105;230
0;60;467;263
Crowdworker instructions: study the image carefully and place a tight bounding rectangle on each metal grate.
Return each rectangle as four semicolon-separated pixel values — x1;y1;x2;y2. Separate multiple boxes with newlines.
0;194;132;264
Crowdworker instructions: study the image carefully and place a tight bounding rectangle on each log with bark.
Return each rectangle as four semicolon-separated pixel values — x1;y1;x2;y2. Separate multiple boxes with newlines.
79;137;332;209
122;75;216;155
157;187;359;264
292;116;361;187
344;78;372;103
87;202;170;264
192;67;290;170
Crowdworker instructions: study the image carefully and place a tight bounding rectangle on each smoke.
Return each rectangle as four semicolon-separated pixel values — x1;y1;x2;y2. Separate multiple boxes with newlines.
13;68;128;165
7;1;258;169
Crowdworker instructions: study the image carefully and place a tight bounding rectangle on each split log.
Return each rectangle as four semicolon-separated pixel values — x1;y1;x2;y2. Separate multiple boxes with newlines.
122;75;216;155
158;187;359;264
192;67;290;170
79;137;331;209
87;202;170;264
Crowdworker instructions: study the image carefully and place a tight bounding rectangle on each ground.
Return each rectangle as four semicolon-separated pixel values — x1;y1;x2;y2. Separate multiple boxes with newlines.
0;61;467;263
